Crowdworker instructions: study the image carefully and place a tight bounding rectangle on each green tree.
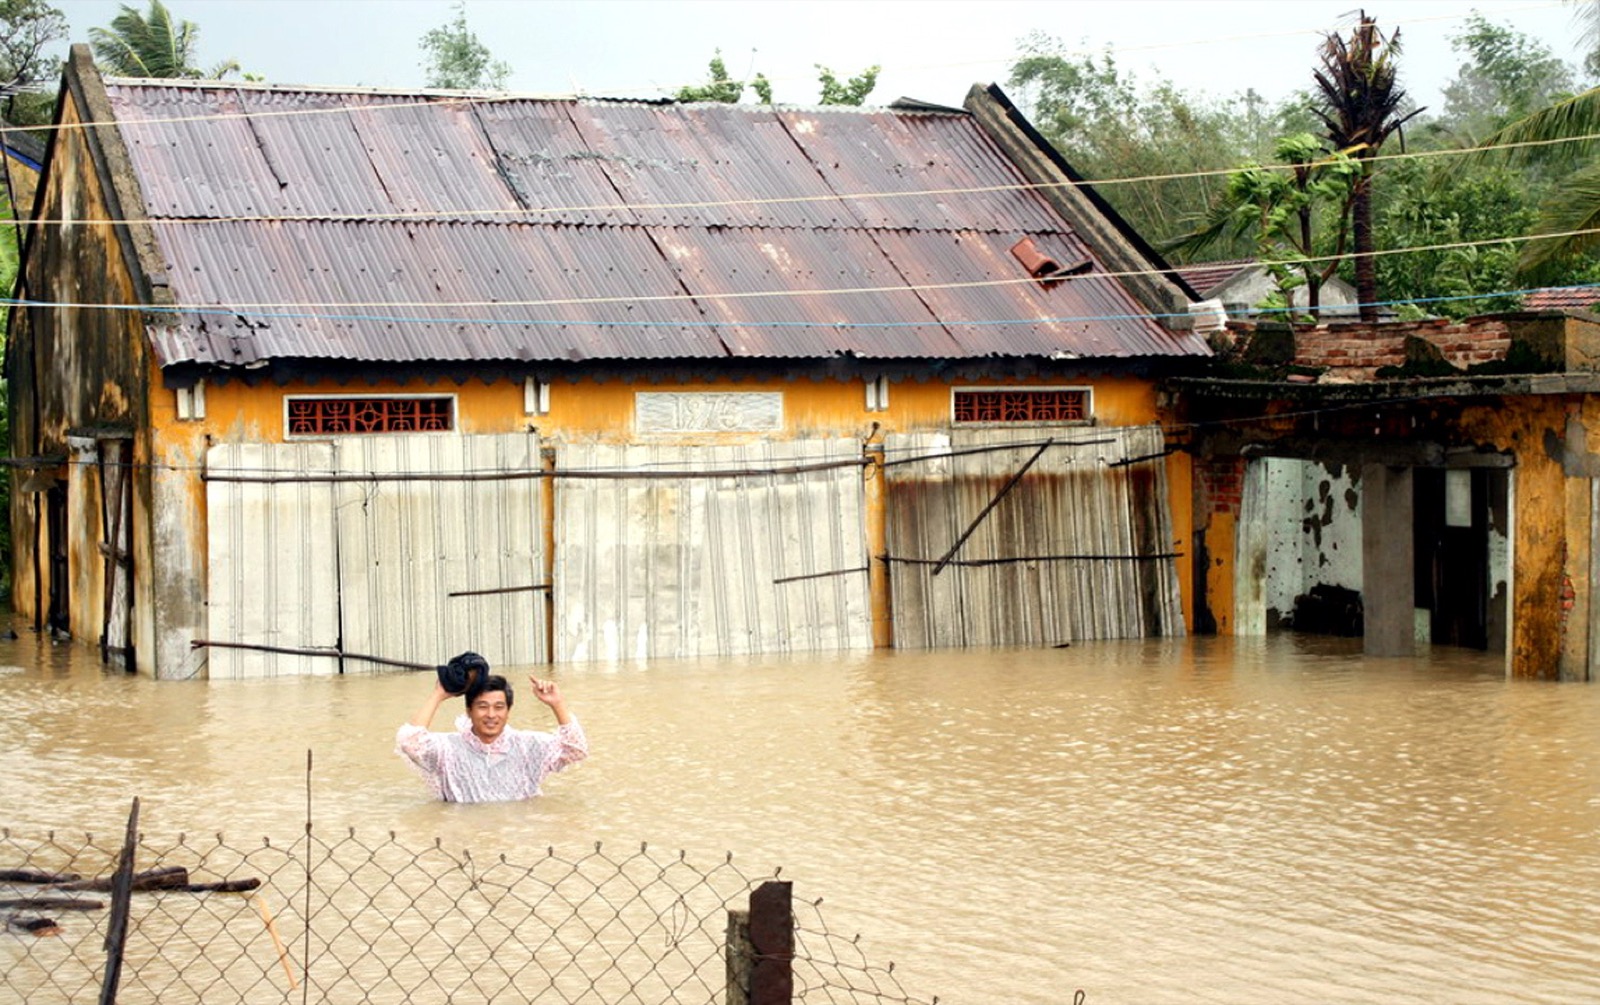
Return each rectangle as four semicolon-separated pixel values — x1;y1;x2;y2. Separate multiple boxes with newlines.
676;50;771;103
420;1;509;90
1310;12;1422;321
1371;14;1597;308
1373;160;1547;317
1433;13;1573;146
675;53;879;106
1457;7;1600;273
1168;134;1360;319
88;0;241;79
0;0;65;126
817;63;879;106
1008;33;1294;255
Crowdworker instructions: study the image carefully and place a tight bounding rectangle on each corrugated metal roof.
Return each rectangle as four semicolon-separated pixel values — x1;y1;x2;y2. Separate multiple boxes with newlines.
102;82;1209;368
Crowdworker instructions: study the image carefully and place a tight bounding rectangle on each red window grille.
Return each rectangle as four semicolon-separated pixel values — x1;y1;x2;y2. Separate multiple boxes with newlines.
953;389;1088;424
287;397;454;435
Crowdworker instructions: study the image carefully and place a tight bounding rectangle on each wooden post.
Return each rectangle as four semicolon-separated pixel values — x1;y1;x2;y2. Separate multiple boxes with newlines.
98;797;139;1005
725;908;751;1005
747;881;793;1005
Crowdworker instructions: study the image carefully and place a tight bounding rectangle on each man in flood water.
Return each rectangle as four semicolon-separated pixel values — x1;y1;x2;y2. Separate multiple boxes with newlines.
396;653;588;803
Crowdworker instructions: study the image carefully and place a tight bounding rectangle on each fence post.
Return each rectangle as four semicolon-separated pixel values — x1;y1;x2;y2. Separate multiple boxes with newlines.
725;908;751;1005
748;880;793;1005
97;796;139;1005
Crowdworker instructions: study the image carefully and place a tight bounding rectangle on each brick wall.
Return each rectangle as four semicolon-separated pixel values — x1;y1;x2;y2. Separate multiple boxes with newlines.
1197;455;1245;516
1289;318;1512;380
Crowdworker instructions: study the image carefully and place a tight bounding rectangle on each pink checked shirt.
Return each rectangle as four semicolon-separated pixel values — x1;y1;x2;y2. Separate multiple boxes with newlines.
396;714;588;803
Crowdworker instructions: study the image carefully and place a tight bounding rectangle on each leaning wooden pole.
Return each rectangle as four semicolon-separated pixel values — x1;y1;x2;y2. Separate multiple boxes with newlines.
98;796;139;1005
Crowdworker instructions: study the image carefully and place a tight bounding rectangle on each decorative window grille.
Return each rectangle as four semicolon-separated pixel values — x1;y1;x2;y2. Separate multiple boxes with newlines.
953;388;1090;424
286;396;454;435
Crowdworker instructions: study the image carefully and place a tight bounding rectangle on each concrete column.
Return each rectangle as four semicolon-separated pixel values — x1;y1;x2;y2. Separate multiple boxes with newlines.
1233;458;1267;636
1362;463;1414;657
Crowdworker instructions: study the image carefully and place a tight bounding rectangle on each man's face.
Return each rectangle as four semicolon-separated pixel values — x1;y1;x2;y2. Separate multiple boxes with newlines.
468;690;511;742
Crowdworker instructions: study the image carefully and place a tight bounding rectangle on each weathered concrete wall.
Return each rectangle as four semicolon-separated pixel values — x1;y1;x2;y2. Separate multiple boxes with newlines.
1262;458;1363;625
1503;311;1600;372
8;84;152;647
1452;396;1582;679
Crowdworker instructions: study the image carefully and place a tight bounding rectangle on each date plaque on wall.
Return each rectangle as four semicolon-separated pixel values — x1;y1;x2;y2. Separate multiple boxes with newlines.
635;392;783;433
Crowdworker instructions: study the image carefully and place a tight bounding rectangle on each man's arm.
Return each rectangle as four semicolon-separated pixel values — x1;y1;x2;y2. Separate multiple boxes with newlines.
409;681;452;729
530;677;573;725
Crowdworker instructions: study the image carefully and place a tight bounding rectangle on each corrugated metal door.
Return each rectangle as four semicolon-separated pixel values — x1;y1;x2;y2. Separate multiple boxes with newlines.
205;441;341;677
883;425;1183;648
205;433;544;677
554;439;871;661
97;437;135;670
335;433;545;670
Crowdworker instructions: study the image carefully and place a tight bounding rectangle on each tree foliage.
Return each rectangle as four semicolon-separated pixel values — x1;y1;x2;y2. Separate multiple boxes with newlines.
1432;13;1573;145
1403;10;1600;282
675;52;879;106
675;50;769;103
1008;33;1297;255
89;0;241;79
0;0;65;125
817;63;879;106
420;1;509;91
1169;134;1360;318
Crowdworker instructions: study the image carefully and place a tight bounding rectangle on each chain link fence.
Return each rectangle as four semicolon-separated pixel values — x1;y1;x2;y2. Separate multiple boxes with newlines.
1;805;935;1004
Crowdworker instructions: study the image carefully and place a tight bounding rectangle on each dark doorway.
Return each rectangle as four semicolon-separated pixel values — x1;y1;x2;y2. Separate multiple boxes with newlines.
1414;468;1490;649
45;483;69;636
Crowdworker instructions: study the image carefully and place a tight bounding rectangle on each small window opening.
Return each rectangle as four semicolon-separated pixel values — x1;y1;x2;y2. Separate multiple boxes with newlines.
287;396;454;436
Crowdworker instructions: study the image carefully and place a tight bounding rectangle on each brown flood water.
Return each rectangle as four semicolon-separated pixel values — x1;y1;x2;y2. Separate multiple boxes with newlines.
4;620;1600;1005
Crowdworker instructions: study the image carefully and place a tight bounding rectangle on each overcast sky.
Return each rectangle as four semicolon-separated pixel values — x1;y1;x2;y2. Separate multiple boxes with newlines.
48;0;1591;111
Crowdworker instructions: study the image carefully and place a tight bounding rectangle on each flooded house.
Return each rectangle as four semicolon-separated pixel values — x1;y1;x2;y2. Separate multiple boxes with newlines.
6;45;1213;679
1176;309;1600;680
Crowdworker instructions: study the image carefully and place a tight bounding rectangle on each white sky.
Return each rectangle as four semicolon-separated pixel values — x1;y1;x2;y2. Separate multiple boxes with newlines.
47;0;1593;112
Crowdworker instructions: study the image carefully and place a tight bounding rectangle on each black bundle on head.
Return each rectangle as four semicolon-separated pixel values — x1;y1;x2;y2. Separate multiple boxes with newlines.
437;651;491;697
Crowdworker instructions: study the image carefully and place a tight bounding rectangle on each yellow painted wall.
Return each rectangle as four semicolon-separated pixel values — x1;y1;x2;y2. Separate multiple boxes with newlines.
1455;396;1568;679
162;371;1167;446
1166;451;1195;631
1203;511;1236;636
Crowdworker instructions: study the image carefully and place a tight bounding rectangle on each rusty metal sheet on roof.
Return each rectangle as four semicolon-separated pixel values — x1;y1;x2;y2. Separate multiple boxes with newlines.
106;83;1204;368
1173;259;1252;298
872;230;1210;358
560;102;845;229
110;86;525;219
468;100;640;226
651;225;959;358
150;219;724;365
776;108;1063;233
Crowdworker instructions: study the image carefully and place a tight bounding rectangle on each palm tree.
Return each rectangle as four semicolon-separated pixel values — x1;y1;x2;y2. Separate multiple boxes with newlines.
1310;12;1422;321
88;0;239;79
1466;2;1600;273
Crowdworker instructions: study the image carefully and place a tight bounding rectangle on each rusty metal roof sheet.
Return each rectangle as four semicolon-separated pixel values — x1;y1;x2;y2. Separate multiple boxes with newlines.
102;82;1209;369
